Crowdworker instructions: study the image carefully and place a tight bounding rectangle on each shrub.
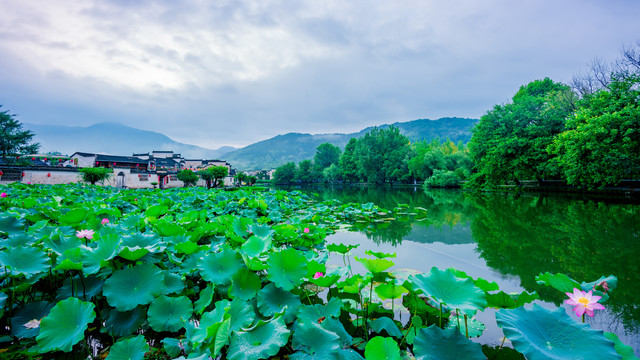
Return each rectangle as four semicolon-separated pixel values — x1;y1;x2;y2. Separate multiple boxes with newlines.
177;169;198;187
78;167;111;185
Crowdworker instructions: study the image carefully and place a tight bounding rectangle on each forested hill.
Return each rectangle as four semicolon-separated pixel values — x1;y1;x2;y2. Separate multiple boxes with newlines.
225;117;477;170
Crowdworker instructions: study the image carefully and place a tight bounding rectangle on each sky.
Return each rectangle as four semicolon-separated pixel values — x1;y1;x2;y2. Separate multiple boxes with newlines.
1;0;639;149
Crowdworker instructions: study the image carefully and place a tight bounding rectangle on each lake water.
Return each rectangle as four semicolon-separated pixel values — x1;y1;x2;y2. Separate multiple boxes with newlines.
280;185;640;355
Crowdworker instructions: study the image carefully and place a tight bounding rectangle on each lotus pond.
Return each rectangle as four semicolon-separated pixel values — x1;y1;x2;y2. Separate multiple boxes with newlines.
0;183;637;359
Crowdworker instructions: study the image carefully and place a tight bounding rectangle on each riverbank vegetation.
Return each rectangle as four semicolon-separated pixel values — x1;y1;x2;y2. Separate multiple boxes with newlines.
273;43;640;191
0;183;634;359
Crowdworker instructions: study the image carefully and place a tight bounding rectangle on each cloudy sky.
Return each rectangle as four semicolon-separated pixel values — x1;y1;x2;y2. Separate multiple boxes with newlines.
1;0;639;149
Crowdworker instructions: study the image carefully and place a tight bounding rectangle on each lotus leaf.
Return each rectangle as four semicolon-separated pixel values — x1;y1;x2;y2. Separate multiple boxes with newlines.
535;272;581;294
194;284;216;315
36;297;96;353
448;268;499;292
198;247;245;285
326;243;360;255
364;336;401;360
106;335;149;360
44;234;82;256
54;247;83;271
162;338;183;358
175;240;201;255
227;316;290;360
241;234;272;258
103;306;147;337
266;248;307;291
229;268;262;300
227;299;256;332
0;246;50;278
297;297;343;324
162;271;185;295
147;295;193;332
57;208;87;225
369;317;402;338
145;204;168;218
365;250;396;259
56;275;103;301
291;321;341;359
444;315;485;338
103;263;164;311
375;283;408;300
604;332;639;360
249;223;275;239
256;283;301;323
0;292;6;318
582;275;618;303
204;317;231;357
117;246;150;261
355;256;394;273
413;325;485;360
0;214;25;236
309;273;341;288
154;219;186;236
486;290;539;309
496;304;621;360
11;301;53;338
409;267;487;316
81;234;120;274
232;217;253;238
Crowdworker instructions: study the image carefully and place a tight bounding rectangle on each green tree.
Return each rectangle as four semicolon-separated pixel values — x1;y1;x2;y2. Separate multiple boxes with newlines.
79;167;111;185
313;143;341;173
0;106;40;159
467;78;576;187
272;162;296;184
550;74;640;188
322;163;342;183
340;138;360;182
234;172;248;186
295;159;315;183
355;126;410;184
198;166;228;188
177;169;198;187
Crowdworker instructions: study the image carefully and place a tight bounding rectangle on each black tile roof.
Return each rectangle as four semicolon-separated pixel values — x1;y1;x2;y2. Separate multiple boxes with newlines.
96;154;149;164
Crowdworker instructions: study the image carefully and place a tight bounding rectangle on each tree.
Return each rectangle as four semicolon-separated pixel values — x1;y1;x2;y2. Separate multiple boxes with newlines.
198;166;228;188
549;73;640;188
79;167;111;185
322;163;342;183
234;172;248;186
340;138;360;182
177;169;198;187
467;78;576;187
272;162;296;184
354;127;410;184
0;106;40;159
313;143;341;172
295;159;315;183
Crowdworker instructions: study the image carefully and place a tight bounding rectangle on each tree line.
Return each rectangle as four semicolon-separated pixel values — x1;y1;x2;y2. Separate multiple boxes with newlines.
274;42;640;190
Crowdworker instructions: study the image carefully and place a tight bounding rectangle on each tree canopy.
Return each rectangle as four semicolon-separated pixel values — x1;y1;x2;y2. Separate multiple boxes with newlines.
198;166;229;188
0;106;40;159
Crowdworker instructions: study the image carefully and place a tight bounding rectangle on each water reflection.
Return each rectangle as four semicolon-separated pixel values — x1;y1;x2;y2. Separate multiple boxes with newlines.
284;185;640;349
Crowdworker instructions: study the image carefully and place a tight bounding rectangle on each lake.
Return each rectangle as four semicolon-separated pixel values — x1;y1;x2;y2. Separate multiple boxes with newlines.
279;185;640;355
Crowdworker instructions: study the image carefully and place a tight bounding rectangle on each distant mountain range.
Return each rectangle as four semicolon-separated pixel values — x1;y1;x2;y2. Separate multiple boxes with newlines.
25;117;477;170
23;122;236;159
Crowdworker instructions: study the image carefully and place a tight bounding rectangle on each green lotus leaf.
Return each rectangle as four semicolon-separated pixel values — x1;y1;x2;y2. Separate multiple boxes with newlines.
409;267;487;316
227;299;256;332
297;297;343;324
102;306;147;337
229;268;262;301
448;268;499;292
355;256;394;273
0;292;7;318
198;247;245;285
81;234;120;274
106;335;149;360
486;290;539;309
364;336;401;360
57;208;87;225
604;332;639;360
256;283;301;323
162;338;183;358
162;271;185;295
204;317;231;357
36;297;96;353
326;243;359;255
496;304;621;360
337;274;367;294
1;233;35;249
582;275;618;303
0;214;26;237
291;321;341;359
56;275;103;301
444;315;485;338
194;284;216;315
119;233;164;259
188;303;228;346
174;240;201;255
413;325;485;360
43;230;82;256
242;253;269;271
154;219;186;237
375;283;408;300
118;246;150;261
11;301;53;339
0;246;50;278
266;248;307;291
145;204;168;218
365;250;396;259
227;316;291;360
241;234;272;258
309;274;341;288
249;223;275;239
368;317;402;338
55;247;83;271
103;263;164;311
535;272;581;294
232;217;253;238
147;295;193;332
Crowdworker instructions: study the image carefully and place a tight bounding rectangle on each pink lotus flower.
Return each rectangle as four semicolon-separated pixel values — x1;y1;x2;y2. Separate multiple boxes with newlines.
76;229;95;240
101;218;109;225
0;192;6;198
303;228;310;234
565;288;605;317
313;272;324;279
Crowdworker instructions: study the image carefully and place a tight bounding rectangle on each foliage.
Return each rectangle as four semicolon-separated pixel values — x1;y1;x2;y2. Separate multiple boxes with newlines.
313;143;342;172
272;162;297;184
79;167;112;185
0;106;40;159
549;74;640;188
177;169;199;187
467;78;576;187
198;165;228;188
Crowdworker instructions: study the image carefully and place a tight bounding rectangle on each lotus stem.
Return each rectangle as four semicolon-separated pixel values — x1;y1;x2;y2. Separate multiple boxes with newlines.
439;303;442;328
464;314;469;338
499;336;506;349
79;272;87;299
456;309;460;330
582;313;585;323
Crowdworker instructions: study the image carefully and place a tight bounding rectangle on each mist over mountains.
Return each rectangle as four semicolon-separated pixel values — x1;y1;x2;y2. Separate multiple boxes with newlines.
25;117;477;170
